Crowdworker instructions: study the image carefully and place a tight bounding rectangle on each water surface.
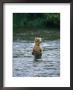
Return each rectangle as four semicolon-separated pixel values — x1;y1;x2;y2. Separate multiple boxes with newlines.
13;40;60;77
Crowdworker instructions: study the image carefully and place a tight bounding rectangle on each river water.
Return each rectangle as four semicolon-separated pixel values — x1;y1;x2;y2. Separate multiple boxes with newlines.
13;40;60;77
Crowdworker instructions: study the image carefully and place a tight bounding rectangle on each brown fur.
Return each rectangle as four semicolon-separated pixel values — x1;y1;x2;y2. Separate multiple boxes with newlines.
32;37;43;59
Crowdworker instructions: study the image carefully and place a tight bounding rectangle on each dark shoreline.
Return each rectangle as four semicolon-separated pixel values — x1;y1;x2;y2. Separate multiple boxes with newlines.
13;28;60;41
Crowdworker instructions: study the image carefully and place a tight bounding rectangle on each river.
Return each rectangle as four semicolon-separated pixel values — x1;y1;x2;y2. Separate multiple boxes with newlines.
13;40;60;77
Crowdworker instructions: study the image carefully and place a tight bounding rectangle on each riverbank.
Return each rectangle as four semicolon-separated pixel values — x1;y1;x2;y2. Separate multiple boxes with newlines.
13;28;60;41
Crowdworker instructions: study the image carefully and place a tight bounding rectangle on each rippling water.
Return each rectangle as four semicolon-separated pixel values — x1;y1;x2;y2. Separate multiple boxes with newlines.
13;40;60;77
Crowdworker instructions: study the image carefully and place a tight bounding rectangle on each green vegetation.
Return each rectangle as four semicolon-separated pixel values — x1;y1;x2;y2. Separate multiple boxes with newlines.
13;13;60;30
13;13;60;41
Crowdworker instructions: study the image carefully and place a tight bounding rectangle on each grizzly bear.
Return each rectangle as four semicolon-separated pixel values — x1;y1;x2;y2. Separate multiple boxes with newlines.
32;37;43;60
